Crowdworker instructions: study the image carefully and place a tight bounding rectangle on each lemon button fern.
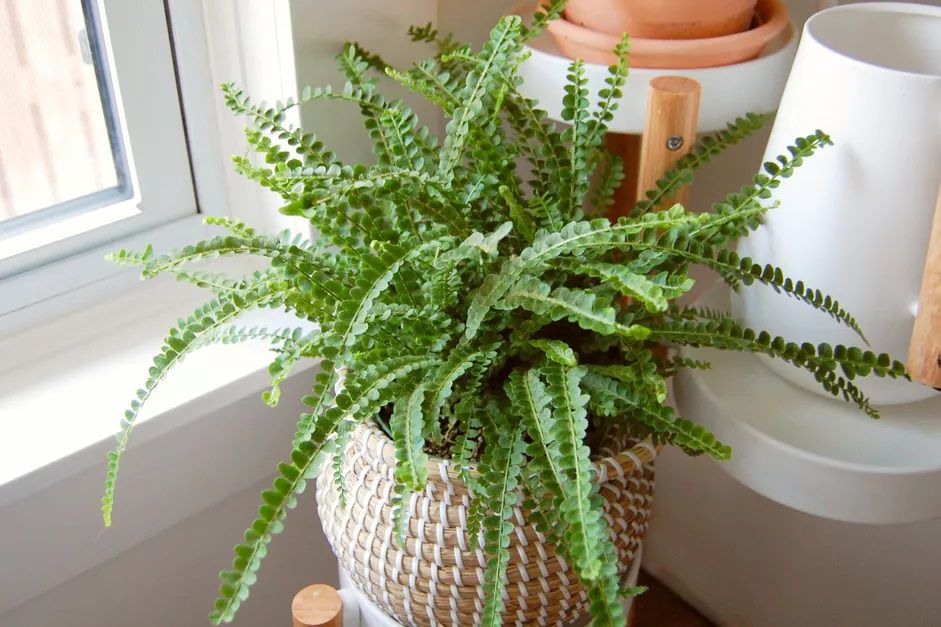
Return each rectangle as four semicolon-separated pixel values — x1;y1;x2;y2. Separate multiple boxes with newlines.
102;4;908;625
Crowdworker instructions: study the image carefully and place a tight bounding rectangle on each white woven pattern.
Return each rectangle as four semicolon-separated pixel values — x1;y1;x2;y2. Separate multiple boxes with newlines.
316;421;656;626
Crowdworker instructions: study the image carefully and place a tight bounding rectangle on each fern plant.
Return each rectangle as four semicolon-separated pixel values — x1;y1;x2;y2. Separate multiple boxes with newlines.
102;4;908;626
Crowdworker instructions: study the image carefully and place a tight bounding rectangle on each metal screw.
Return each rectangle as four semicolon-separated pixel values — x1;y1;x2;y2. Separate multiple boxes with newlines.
666;135;684;151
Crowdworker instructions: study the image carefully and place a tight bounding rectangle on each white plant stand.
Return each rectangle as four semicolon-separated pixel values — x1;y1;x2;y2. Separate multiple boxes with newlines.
516;10;798;135
674;284;941;525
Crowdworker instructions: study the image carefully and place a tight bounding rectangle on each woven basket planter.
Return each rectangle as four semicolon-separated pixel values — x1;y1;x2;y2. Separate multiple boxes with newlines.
316;420;657;627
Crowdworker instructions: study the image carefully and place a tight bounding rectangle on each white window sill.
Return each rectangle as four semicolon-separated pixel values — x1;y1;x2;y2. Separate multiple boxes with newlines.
0;273;317;503
0;274;319;614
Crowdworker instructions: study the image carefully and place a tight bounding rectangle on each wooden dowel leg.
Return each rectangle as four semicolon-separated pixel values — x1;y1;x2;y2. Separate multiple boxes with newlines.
604;132;643;219
908;186;941;389
292;584;343;627
636;76;702;210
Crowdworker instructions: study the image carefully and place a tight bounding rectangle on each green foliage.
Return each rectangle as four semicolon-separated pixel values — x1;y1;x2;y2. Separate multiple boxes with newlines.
544;364;625;624
477;414;525;627
529;338;578;366
565;261;670;312
101;283;281;526
103;7;909;626
647;310;907;419
391;383;430;491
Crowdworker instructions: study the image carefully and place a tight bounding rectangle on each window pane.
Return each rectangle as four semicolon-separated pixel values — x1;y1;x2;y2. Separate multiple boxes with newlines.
0;0;131;227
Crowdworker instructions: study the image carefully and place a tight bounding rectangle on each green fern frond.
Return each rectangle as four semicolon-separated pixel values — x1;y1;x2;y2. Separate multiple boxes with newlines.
205;215;256;238
658;355;712;377
103;284;280;527
581;370;731;458
264;330;320;407
647;313;906;418
119;233;343;304
564;260;669;312
477;418;525;627
210;354;435;624
498;277;651;339
542;366;604;577
682;246;866;341
165;269;244;294
420;342;482;438
391;383;429;491
385;61;462;112
584;33;630;149
588;356;667;403
294;238;447;444
451;403;482;487
585;537;628;627
438;16;522;186
502;94;566;200
560;58;591;217
694;130;833;245
465;210;706;337
331;417;355;508
529;193;565;233
522;0;569;40
346;41;389;73
438;221;514;266
509;369;564;493
528;338;578;366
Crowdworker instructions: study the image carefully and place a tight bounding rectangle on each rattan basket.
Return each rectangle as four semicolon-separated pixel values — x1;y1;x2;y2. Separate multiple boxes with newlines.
316;420;657;627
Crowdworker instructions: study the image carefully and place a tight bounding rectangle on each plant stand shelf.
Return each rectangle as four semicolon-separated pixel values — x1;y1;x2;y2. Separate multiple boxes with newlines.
514;3;797;209
674;284;941;525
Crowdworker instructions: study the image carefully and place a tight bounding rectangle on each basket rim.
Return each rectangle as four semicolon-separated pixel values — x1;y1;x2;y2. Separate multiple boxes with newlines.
351;416;659;485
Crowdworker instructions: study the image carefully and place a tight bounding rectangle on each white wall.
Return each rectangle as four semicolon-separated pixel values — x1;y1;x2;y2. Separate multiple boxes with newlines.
289;0;439;165
0;364;336;627
0;477;337;627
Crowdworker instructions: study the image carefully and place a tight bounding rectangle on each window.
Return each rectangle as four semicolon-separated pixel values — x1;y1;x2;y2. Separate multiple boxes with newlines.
0;0;205;319
0;0;131;228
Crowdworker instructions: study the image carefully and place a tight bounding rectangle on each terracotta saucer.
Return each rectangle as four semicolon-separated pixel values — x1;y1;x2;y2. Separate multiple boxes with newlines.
545;0;790;69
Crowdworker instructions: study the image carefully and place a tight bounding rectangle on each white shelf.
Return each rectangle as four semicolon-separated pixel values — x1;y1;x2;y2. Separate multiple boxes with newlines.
516;7;799;133
674;285;941;525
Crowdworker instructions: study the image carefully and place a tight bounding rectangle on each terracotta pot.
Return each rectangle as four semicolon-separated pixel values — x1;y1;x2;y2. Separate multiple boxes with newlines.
566;0;759;39
547;0;788;68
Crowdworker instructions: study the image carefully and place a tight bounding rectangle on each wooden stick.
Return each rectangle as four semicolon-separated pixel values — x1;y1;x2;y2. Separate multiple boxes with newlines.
635;76;702;210
908;186;941;389
604;132;643;219
292;584;343;627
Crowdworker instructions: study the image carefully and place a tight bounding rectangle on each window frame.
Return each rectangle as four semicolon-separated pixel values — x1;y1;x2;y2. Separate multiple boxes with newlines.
0;0;231;327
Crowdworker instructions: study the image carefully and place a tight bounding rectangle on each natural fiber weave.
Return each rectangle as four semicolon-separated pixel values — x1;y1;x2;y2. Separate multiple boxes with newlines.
316;420;657;627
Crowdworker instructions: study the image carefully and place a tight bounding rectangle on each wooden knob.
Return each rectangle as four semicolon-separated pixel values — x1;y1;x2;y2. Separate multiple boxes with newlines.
636;76;702;210
908;186;941;389
292;584;343;627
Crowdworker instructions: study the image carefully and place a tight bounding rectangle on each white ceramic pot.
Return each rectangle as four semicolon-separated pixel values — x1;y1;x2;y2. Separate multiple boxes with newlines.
733;2;941;405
